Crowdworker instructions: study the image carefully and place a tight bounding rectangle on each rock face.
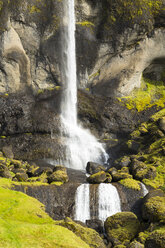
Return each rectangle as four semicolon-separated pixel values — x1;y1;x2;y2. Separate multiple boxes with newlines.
0;0;164;97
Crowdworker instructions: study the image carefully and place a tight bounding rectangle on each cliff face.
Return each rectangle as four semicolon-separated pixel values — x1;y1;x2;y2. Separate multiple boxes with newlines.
0;0;164;96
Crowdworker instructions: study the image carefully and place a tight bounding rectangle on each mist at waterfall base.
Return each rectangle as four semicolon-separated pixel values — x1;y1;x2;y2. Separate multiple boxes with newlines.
58;0;108;170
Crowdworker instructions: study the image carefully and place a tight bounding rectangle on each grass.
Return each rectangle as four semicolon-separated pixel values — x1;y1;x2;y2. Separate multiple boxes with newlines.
0;178;89;248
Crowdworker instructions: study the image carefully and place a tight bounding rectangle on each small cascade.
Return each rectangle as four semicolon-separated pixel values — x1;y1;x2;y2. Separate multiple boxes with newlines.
75;184;90;223
141;183;149;196
98;183;121;222
75;183;121;223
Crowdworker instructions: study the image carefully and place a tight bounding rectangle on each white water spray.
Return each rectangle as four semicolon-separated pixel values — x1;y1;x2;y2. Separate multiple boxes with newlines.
141;183;149;196
60;0;108;170
75;184;90;223
98;183;121;222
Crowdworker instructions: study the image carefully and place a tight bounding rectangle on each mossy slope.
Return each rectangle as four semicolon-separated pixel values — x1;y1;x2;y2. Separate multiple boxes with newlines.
0;179;89;248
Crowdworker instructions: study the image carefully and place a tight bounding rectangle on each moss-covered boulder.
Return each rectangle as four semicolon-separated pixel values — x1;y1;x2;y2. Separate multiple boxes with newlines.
57;217;106;248
15;172;28;182
131;160;156;180
145;228;165;248
112;171;132;182
115;156;131;169
142;191;165;223
158;117;165;133
119;178;141;191
48;170;68;184
130;241;144;248
86;162;105;175
87;171;107;184
104;212;140;245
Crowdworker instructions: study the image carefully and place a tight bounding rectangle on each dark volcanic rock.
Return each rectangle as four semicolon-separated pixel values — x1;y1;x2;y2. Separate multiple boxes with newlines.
86;161;106;175
87;171;107;184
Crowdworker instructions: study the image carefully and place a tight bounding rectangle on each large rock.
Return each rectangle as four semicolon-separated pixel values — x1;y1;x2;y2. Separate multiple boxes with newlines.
86;162;105;175
130;160;156;180
104;212;140;245
145;229;165;248
48;168;68;184
142;190;165;223
158;117;165;133
87;171;107;184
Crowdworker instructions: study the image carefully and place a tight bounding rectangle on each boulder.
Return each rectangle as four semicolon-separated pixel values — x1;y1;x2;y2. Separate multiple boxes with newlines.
130;241;144;248
142;190;165;223
15;172;28;182
145;229;165;248
158;117;165;133
131;160;156;180
87;171;107;184
53;165;67;172
112;171;132;182
86;219;104;234
115;156;131;169
57;217;106;248
0;166;12;179
27;165;40;177
86;162;105;175
48;170;68;184
104;212;140;245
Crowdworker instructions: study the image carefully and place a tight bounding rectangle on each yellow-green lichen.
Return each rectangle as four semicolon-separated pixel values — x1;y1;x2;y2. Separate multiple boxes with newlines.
118;77;165;112
119;178;141;191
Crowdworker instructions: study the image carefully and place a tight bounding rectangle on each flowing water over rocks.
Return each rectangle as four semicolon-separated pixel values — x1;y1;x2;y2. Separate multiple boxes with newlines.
75;183;121;223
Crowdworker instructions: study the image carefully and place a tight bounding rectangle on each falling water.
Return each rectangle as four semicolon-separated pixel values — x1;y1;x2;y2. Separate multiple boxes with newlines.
98;183;121;222
75;183;121;223
60;0;108;170
141;183;149;196
75;184;90;223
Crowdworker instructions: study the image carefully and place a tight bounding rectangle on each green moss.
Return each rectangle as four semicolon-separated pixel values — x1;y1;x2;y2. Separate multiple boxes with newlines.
146;226;165;247
105;212;140;243
77;21;94;28
138;231;150;244
0;184;89;248
151;109;165;121
106;0;163;29
56;218;105;248
118;77;165;112
144;196;165;222
119;178;141;190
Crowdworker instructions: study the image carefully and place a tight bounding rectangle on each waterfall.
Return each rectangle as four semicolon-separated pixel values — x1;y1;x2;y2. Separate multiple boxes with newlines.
140;183;149;196
75;183;121;223
75;184;90;223
98;183;121;222
60;0;108;170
